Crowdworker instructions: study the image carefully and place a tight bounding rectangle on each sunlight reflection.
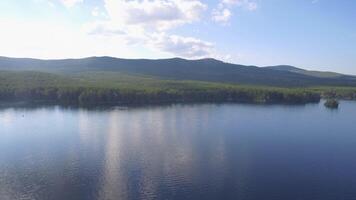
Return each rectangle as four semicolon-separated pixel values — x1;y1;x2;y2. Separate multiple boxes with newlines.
0;109;15;127
98;110;128;200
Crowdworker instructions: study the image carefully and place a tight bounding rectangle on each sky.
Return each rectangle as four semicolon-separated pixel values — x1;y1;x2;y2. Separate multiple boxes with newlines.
0;0;355;74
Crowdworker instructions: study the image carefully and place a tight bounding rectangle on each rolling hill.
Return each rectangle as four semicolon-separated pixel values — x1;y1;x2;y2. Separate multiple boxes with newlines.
265;65;344;78
0;56;355;87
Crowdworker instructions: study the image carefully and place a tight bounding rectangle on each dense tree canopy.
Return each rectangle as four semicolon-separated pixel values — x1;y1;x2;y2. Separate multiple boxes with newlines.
0;71;328;106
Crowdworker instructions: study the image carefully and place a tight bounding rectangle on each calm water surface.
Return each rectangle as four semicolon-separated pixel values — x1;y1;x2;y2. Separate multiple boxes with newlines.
1;102;356;200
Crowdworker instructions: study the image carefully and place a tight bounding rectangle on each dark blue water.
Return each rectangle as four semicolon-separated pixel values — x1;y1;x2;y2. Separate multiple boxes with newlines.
1;101;356;200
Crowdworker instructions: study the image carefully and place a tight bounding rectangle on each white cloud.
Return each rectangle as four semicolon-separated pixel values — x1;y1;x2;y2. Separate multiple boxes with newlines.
0;18;215;60
212;8;232;24
84;22;215;58
8;0;219;59
213;0;257;24
149;33;214;58
85;21;126;36
104;0;207;31
83;0;215;58
59;0;83;8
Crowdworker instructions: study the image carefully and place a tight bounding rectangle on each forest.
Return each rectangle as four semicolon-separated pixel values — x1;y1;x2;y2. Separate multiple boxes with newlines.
0;71;327;106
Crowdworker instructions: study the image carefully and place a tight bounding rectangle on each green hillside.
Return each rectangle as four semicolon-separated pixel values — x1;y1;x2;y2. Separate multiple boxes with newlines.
265;65;345;78
1;56;356;87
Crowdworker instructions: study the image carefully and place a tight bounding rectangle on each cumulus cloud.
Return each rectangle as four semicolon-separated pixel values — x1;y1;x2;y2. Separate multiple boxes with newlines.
1;0;222;60
213;0;257;24
149;33;214;58
85;22;126;36
85;23;214;58
83;0;215;58
104;0;207;31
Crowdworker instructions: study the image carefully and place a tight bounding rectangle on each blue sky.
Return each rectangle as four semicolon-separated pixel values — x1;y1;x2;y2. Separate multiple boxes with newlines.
0;0;355;74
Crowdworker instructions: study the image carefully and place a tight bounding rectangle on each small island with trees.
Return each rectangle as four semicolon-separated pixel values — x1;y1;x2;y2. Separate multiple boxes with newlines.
324;99;339;109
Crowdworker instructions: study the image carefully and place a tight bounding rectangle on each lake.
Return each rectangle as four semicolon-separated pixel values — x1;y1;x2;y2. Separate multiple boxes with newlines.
1;101;356;200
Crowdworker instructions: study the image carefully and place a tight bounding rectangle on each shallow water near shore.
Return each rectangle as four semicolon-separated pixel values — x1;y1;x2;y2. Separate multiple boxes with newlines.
1;101;356;200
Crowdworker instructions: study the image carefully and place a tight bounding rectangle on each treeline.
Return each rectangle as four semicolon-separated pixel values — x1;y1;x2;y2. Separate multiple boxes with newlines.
0;70;326;106
320;89;356;100
0;86;321;106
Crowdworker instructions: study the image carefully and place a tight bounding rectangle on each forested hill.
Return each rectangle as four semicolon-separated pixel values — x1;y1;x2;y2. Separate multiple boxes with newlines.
0;56;355;87
265;65;345;78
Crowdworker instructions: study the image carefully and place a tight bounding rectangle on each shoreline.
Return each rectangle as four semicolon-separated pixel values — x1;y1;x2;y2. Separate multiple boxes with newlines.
0;98;322;109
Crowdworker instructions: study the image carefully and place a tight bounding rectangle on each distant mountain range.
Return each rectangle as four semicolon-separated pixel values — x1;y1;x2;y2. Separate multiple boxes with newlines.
0;56;355;87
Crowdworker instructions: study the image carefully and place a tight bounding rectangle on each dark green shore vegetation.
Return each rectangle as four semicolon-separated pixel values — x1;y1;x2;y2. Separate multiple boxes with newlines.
0;71;323;106
312;87;356;100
